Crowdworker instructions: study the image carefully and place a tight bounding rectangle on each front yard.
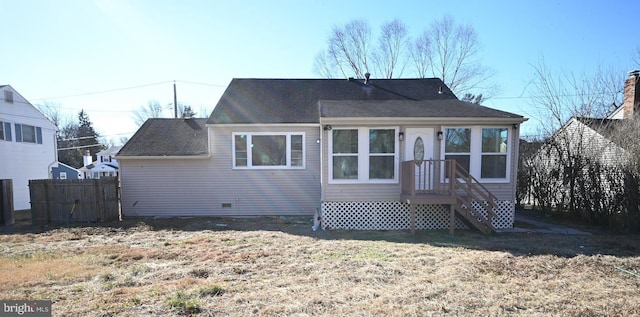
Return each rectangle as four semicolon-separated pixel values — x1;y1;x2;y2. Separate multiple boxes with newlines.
1;216;639;316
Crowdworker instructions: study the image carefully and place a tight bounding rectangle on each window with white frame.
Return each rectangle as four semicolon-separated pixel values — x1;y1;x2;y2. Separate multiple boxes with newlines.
443;126;510;181
481;128;508;178
444;128;471;176
330;127;398;183
233;132;305;169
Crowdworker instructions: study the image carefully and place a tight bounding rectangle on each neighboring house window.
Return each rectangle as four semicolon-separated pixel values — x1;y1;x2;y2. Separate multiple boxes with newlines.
481;128;508;178
444;128;471;176
4;90;13;103
442;126;510;181
330;127;398;183
60;172;67;180
15;124;42;144
0;121;11;141
233;132;305;169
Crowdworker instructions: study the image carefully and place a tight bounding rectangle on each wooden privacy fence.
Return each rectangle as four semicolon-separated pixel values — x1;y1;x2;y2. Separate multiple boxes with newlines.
29;177;120;223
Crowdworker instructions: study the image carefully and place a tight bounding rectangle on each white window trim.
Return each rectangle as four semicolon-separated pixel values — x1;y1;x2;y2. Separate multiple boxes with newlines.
232;132;306;169
441;126;511;183
329;127;399;184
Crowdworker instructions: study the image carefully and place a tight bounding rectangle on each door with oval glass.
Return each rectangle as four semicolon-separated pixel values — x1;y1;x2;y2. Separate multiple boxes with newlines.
404;128;435;191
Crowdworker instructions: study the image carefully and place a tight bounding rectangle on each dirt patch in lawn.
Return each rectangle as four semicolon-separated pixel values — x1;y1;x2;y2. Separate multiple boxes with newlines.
1;216;639;316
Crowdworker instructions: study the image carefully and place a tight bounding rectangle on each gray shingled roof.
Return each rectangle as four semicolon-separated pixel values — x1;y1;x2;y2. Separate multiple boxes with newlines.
117;118;208;157
320;100;523;119
208;78;460;124
575;117;629;148
576;117;622;133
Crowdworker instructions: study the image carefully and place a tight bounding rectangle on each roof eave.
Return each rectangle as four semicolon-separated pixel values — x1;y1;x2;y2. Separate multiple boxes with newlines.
115;154;211;160
319;116;527;125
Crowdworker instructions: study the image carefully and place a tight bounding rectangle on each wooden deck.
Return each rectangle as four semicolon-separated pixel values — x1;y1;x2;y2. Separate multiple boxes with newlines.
400;160;498;234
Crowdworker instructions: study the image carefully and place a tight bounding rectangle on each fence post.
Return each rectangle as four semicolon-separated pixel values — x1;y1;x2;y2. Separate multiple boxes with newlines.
0;180;15;226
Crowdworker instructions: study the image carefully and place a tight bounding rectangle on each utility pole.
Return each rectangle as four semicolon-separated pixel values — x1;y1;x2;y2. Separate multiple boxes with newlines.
173;80;178;118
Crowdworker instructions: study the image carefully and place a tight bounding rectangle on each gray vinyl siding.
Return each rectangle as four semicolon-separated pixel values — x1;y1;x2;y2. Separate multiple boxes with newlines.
321;124;520;202
120;159;216;217
120;125;321;217
320;127;402;201
208;125;321;216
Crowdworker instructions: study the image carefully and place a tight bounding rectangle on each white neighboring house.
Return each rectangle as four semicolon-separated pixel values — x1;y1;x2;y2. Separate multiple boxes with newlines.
79;146;121;179
0;85;58;210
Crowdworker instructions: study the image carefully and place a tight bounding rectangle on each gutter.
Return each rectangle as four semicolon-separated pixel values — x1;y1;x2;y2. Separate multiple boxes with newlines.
115;154;211;160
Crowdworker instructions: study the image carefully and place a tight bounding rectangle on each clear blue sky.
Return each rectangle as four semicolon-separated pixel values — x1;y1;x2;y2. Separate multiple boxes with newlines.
1;0;638;144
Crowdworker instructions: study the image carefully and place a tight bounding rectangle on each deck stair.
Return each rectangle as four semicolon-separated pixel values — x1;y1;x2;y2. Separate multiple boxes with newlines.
400;159;498;234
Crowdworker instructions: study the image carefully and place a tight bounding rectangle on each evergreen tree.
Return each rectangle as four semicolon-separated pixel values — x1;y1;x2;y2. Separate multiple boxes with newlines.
58;110;105;168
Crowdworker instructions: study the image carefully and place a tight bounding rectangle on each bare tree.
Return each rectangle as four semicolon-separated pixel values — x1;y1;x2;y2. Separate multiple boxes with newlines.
314;17;496;98
35;101;69;128
313;51;334;79
529;58;623;135
317;19;373;79
132;100;167;127
525;58;633;227
410;15;496;97
409;29;432;78
132;100;198;126
372;19;409;78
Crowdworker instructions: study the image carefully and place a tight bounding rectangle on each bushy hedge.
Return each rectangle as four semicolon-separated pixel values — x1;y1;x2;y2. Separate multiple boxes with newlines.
521;149;640;232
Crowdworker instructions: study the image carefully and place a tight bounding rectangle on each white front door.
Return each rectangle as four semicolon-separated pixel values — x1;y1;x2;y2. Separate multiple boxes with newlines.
404;128;434;162
404;128;435;190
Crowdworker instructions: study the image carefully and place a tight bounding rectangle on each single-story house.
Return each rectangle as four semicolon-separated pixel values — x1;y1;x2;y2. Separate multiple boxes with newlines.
51;162;81;179
118;77;527;232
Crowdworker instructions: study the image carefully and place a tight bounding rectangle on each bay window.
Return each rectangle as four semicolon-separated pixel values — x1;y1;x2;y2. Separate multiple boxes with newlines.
330;127;398;183
233;132;305;169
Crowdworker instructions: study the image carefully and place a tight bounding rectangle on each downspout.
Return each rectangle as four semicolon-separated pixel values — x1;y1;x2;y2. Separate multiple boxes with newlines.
314;123;324;231
48;129;60;179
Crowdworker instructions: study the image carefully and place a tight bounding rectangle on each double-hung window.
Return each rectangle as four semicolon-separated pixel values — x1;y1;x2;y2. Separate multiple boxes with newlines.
15;124;42;144
481;128;508;178
442;126;510;181
444;128;471;177
233;132;305;169
330;127;398;183
0;121;11;141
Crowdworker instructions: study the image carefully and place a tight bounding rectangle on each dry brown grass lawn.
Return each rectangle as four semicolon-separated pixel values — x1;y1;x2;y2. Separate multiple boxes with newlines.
1;216;639;316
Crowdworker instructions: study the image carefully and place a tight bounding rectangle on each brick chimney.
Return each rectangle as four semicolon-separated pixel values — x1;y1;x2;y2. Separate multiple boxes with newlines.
623;70;640;119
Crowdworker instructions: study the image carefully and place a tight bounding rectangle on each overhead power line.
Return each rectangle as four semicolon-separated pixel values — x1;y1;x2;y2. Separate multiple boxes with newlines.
31;81;173;101
57;143;104;151
30;80;226;102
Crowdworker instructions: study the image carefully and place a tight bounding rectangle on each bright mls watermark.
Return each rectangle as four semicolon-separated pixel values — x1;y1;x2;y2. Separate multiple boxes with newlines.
0;301;51;317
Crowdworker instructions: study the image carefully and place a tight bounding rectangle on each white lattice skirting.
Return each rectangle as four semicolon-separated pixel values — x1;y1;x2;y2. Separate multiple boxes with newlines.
321;200;515;230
